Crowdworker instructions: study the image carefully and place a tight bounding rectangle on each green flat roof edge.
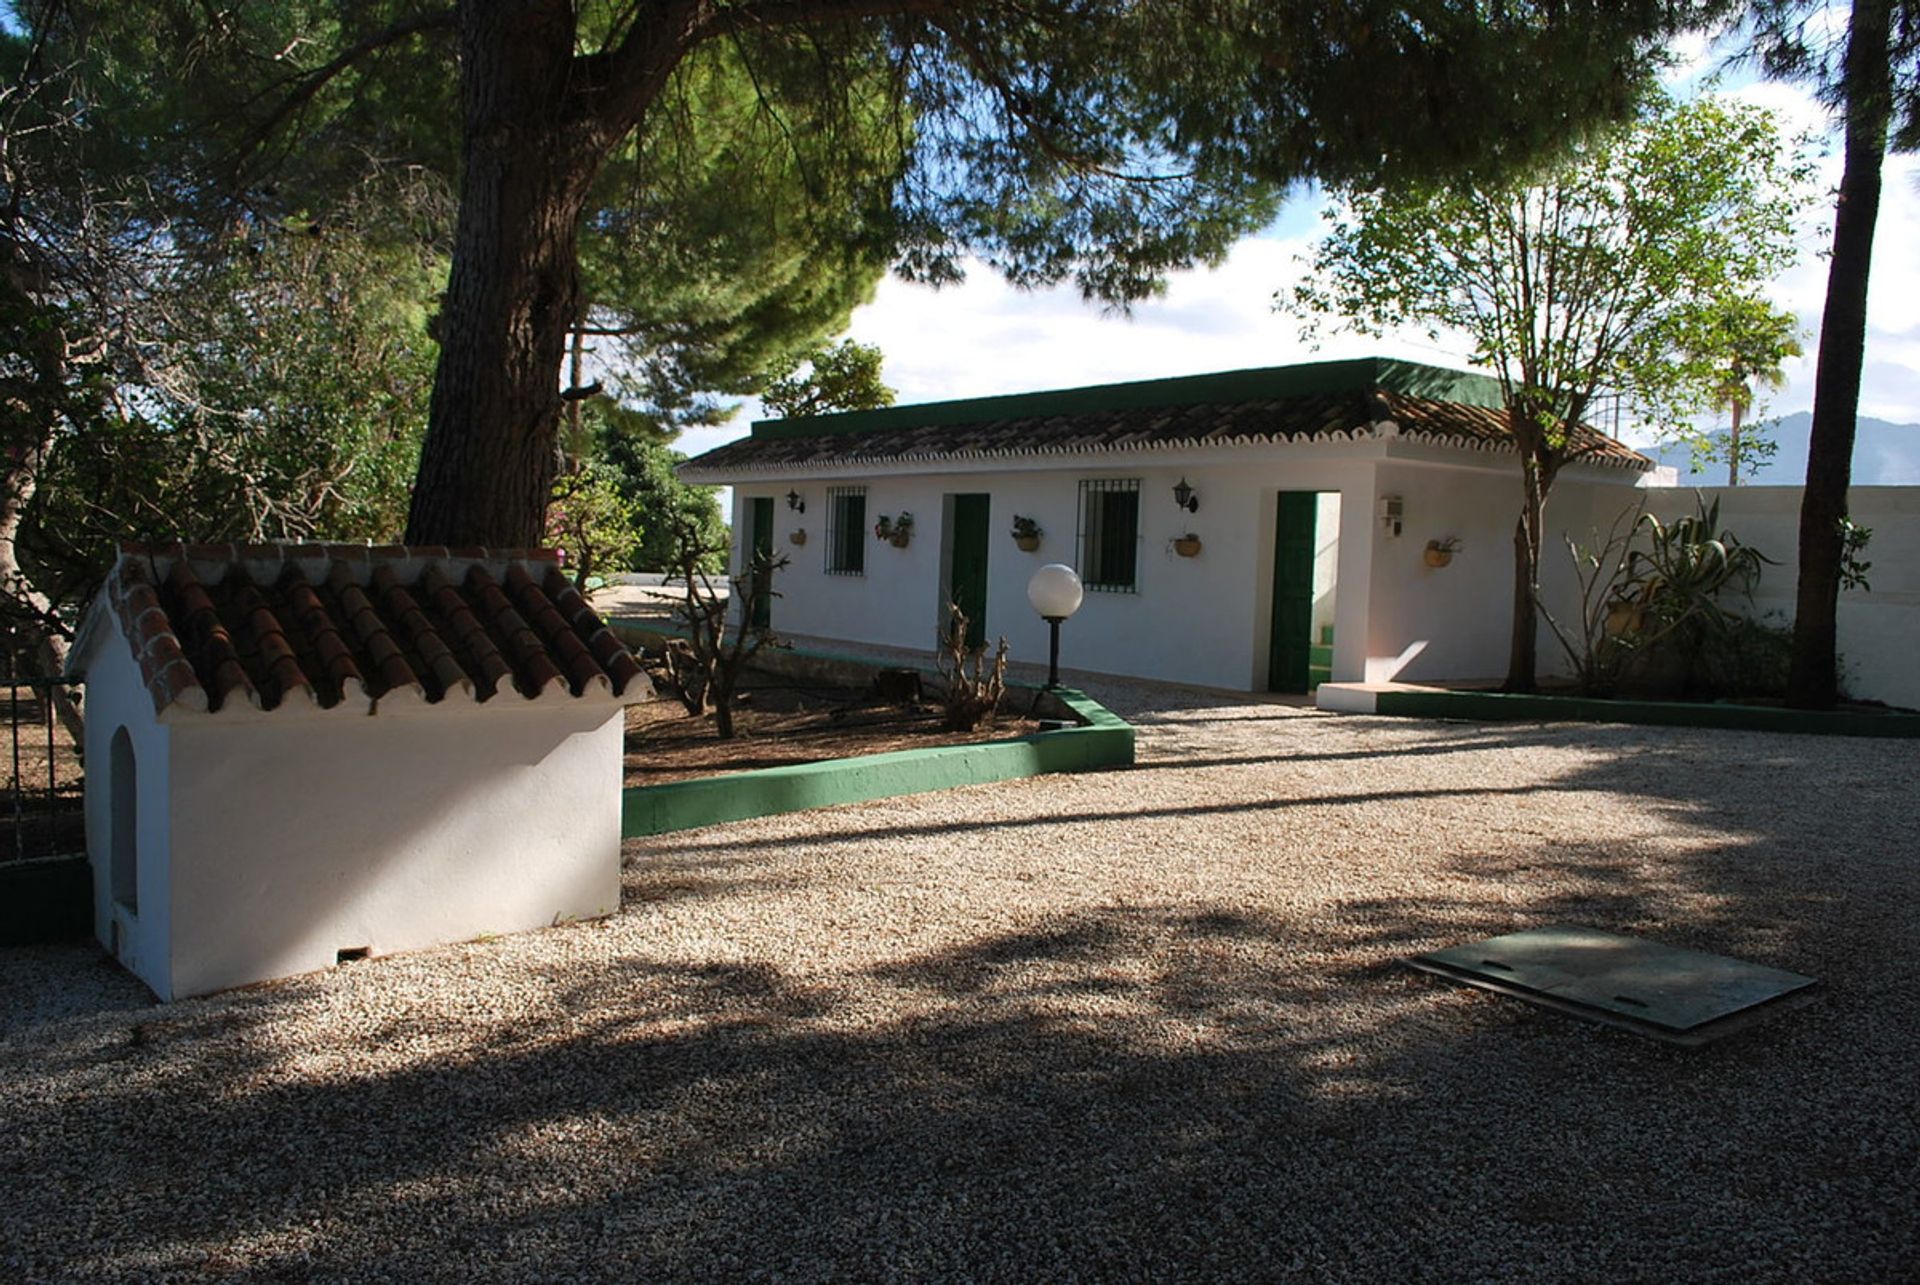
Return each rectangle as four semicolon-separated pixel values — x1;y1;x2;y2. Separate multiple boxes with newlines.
1372;688;1920;739
746;356;1505;441
621;686;1133;837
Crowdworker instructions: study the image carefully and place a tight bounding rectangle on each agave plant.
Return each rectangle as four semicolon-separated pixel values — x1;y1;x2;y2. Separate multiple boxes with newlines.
1606;497;1781;696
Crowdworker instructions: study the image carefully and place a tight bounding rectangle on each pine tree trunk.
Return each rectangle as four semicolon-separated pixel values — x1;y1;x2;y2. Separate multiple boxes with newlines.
1788;0;1892;709
405;1;681;547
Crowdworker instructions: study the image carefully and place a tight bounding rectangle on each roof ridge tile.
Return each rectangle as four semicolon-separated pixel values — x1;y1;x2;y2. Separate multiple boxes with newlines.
165;561;260;712
369;563;474;701
463;564;567;699
543;569;646;697
325;560;426;703
504;564;609;697
420;562;514;700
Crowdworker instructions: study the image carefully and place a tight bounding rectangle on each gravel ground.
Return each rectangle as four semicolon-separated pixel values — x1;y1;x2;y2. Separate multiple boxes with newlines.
3;682;1917;1282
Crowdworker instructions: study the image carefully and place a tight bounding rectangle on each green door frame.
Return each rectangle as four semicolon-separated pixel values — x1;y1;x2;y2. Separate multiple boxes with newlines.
1268;491;1318;693
948;494;990;648
748;496;773;629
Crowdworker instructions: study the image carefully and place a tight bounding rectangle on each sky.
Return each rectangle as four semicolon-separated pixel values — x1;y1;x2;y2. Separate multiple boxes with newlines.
680;31;1920;463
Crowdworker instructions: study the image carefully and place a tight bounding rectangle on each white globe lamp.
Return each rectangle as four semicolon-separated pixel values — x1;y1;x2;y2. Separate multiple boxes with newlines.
1026;564;1084;688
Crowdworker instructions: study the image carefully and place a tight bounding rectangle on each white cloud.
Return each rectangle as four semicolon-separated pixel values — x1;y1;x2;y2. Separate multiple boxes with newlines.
674;72;1920;464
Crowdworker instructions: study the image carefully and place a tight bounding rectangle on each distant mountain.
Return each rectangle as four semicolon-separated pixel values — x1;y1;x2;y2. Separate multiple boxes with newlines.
1646;412;1920;486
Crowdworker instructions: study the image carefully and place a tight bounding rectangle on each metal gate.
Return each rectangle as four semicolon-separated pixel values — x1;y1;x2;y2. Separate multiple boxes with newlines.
0;634;85;864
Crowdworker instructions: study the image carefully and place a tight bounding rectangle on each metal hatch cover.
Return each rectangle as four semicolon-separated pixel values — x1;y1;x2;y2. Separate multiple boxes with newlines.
1408;924;1819;1046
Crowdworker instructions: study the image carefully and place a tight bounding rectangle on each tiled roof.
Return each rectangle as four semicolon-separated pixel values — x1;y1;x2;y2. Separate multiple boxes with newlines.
680;358;1652;478
91;543;651;718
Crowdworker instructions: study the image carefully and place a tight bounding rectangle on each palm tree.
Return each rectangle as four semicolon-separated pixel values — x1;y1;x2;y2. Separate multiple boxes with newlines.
1708;305;1803;486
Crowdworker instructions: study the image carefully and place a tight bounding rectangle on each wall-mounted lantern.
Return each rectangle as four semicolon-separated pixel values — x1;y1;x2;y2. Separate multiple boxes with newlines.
786;489;805;513
1173;477;1200;514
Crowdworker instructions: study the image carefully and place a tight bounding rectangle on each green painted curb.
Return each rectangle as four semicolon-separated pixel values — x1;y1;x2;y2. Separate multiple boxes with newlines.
1373;688;1920;739
621;687;1132;836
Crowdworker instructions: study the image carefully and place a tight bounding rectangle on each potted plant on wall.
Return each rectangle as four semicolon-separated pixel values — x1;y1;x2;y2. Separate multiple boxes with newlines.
1173;533;1203;558
789;529;807;546
875;512;914;547
1011;515;1043;552
1425;536;1461;568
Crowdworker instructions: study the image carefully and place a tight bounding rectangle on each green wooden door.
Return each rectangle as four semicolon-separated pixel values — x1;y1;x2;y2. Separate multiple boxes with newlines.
748;496;773;629
1268;492;1318;692
948;494;990;648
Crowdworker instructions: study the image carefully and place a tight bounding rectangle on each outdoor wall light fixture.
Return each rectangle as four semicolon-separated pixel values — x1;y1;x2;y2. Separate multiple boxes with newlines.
1027;563;1085;689
1173;477;1200;513
785;489;805;513
1378;494;1404;538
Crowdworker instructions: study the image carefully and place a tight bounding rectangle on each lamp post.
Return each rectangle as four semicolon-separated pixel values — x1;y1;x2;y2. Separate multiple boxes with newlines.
1026;564;1084;689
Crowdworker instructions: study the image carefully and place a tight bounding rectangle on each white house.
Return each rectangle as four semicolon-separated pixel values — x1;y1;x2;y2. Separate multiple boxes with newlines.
70;542;653;1001
681;357;1655;692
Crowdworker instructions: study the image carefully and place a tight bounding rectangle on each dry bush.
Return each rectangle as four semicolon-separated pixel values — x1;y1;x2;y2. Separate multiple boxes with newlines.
935;602;1007;732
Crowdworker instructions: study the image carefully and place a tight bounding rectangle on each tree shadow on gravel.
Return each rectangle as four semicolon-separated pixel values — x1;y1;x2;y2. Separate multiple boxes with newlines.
4;887;1915;1281
5;718;1915;1281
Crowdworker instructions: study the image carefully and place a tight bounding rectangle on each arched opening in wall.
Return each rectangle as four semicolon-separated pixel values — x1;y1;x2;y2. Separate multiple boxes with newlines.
110;727;138;914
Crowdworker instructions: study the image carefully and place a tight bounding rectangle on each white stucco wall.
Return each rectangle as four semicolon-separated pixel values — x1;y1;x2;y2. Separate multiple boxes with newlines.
80;627;173;990
727;444;1649;692
80;614;629;1001
153;702;625;1000
1641;484;1920;709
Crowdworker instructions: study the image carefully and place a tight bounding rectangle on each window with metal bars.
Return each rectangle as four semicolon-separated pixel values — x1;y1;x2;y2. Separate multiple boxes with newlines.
1076;479;1140;593
824;486;867;575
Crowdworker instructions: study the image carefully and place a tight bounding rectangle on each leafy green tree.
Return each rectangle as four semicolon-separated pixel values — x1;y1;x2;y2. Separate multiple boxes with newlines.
595;413;730;575
1285;96;1814;690
1745;0;1920;707
19;174;445;616
90;0;1720;547
761;339;895;418
546;461;644;593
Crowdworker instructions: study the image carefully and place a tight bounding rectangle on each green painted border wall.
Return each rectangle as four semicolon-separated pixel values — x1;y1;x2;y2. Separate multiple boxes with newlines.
606;623;1133;836
1374;688;1920;739
621;687;1131;836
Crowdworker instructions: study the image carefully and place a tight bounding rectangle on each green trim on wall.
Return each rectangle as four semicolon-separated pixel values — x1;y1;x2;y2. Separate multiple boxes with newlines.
621;685;1134;837
1373;688;1920;739
747;357;1503;441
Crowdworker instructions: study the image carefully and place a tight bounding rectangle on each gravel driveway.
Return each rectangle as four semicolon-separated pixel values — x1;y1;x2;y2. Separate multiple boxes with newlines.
3;683;1916;1282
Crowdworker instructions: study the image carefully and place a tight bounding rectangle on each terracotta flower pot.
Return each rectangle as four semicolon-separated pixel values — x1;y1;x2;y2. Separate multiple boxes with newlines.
1423;546;1452;568
789;530;807;546
1015;535;1040;552
1173;536;1202;558
890;532;911;548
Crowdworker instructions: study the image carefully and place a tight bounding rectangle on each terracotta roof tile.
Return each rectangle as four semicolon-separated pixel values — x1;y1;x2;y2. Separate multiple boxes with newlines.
100;543;649;718
679;360;1653;478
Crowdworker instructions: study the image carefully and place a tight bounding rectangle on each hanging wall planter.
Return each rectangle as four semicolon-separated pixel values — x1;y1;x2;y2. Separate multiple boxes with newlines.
875;512;914;548
789;530;807;546
1011;515;1043;552
1424;537;1460;568
1173;535;1203;558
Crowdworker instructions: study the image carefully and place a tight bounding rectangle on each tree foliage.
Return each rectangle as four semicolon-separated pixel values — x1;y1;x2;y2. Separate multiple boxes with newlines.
57;0;1718;546
760;338;895;419
1286;95;1814;689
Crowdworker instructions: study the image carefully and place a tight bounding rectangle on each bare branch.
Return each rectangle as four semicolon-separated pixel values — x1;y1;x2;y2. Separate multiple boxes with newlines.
226;9;456;184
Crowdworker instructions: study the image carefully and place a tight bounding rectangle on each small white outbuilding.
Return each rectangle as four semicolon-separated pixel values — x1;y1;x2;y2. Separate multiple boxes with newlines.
70;542;653;1001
